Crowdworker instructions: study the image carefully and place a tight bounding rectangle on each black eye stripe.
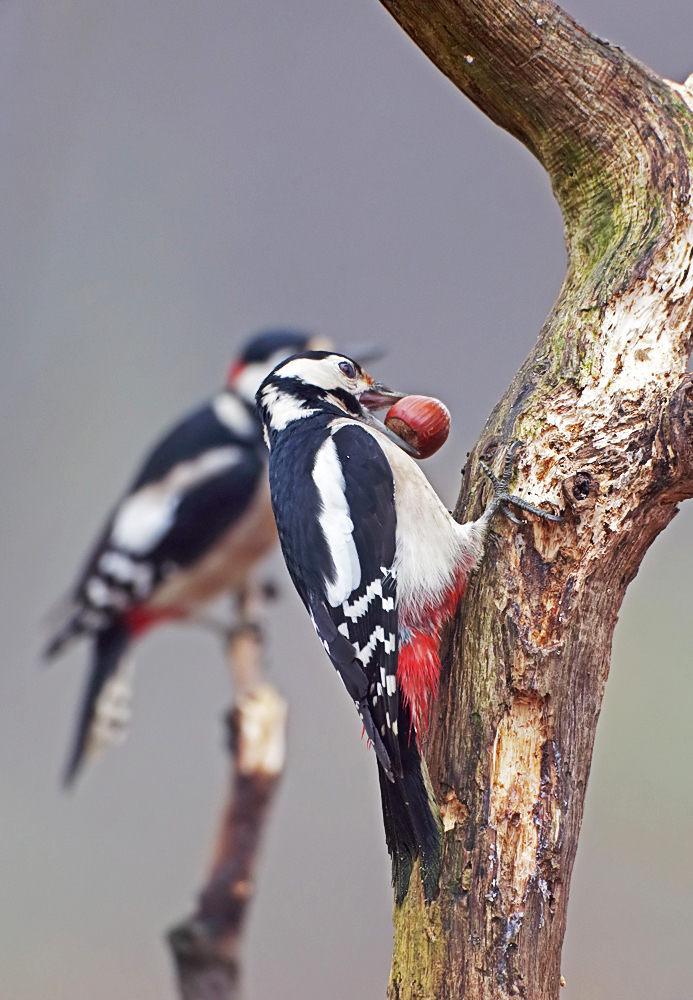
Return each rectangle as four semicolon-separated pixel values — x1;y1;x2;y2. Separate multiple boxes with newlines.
339;360;356;379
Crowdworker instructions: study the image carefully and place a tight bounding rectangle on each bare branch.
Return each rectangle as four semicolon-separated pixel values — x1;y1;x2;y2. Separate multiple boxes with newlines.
168;588;287;1000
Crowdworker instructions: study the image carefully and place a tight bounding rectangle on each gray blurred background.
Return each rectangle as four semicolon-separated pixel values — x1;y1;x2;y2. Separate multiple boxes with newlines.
1;1;691;997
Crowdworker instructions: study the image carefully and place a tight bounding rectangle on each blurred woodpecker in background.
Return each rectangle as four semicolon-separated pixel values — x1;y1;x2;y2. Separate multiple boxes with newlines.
256;352;562;903
46;329;332;784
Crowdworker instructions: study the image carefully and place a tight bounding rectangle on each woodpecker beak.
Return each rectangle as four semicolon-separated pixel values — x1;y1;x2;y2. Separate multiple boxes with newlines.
358;383;407;411
358;384;420;457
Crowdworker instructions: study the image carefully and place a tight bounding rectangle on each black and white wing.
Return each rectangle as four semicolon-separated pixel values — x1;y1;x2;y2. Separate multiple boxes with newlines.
46;397;264;655
276;422;401;780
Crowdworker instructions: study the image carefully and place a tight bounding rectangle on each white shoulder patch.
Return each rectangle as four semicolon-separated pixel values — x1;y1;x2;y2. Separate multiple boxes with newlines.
212;393;256;436
111;446;242;555
312;436;361;606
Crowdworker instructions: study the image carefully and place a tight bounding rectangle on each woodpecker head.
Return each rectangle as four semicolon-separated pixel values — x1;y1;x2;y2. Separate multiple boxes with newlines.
227;329;333;403
256;351;417;453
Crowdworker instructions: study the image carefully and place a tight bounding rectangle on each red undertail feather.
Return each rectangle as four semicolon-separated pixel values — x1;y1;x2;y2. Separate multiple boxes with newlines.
124;606;185;636
397;632;440;732
398;577;469;732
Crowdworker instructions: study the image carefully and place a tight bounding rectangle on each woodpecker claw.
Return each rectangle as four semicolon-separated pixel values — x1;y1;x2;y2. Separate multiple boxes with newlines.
482;443;563;524
479;460;499;491
502;504;523;525
502;439;524;480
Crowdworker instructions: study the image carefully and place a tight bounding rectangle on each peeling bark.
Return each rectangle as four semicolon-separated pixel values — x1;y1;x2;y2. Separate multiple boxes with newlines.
380;2;693;998
488;693;553;912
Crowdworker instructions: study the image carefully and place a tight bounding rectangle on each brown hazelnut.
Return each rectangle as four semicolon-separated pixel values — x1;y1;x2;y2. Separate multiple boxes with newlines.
385;395;451;458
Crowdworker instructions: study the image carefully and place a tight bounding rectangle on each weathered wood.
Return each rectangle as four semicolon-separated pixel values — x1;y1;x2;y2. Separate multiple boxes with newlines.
379;2;693;997
168;588;287;1000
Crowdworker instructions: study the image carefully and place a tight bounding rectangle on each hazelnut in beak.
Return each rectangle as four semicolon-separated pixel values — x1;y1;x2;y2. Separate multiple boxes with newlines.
357;383;420;456
385;395;451;459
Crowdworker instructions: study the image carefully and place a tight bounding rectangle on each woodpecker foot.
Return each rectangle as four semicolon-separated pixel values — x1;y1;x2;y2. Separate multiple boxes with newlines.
481;441;563;523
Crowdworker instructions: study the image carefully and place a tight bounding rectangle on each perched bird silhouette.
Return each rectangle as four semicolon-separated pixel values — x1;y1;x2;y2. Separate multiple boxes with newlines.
46;329;329;784
256;351;562;902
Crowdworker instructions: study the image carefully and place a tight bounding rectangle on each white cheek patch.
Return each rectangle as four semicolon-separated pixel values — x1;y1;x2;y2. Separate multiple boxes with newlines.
274;356;334;387
260;384;318;431
235;349;304;404
273;356;365;398
111;446;242;555
212;393;256;436
235;362;268;404
312;436;361;606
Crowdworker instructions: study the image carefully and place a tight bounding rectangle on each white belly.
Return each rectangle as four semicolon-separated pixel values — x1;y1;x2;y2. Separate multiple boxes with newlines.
375;433;486;613
330;416;487;614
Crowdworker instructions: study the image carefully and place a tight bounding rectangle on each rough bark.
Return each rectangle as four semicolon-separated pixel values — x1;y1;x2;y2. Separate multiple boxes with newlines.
168;588;287;1000
378;2;693;998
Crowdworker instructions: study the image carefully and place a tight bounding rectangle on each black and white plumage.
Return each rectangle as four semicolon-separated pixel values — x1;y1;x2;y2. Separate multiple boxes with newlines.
256;352;562;903
46;329;326;785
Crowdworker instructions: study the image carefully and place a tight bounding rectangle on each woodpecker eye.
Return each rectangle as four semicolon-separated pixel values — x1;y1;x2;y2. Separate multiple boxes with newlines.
338;360;356;379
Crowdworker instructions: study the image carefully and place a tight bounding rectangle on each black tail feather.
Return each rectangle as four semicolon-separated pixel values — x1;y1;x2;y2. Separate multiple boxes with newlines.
378;716;442;905
44;608;84;660
63;623;131;786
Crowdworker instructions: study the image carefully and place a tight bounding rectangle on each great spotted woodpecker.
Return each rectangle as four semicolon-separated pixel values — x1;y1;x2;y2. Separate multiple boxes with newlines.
256;351;561;903
46;329;333;785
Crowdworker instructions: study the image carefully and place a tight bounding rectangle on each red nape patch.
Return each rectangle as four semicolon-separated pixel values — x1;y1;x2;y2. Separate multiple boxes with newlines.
226;360;245;386
124;606;185;636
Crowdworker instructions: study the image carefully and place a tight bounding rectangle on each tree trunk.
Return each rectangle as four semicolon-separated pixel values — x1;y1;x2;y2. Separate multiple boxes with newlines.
378;2;693;997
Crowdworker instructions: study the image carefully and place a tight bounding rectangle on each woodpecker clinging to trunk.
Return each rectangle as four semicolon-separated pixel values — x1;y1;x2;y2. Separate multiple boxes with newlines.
46;329;338;785
256;351;561;903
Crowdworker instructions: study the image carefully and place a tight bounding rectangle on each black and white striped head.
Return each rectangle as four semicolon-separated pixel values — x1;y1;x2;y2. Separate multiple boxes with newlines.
256;351;416;452
227;329;332;403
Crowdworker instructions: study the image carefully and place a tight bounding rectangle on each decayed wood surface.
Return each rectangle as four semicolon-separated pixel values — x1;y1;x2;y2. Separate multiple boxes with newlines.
378;2;693;997
168;588;287;1000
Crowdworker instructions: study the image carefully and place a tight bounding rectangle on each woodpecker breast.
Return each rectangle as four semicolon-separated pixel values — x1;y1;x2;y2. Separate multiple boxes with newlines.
331;417;486;618
335;419;486;730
